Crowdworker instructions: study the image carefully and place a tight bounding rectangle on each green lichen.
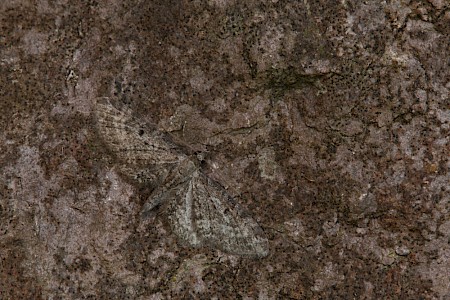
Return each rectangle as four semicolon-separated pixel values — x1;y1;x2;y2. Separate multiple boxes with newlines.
260;66;326;98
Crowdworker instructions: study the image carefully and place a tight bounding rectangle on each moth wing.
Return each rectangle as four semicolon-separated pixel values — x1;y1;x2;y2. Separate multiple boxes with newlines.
192;172;268;257
94;97;186;166
165;170;269;257
152;174;203;248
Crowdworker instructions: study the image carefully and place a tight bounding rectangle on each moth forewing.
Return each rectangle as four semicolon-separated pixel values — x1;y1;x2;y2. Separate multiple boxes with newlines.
188;172;269;258
94;97;186;167
165;178;203;248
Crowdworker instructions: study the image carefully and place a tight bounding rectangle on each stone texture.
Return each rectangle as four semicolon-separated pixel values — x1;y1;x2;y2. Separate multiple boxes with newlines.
0;0;449;298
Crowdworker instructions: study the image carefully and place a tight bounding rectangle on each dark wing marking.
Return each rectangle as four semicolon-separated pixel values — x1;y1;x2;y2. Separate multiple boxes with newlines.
95;97;186;166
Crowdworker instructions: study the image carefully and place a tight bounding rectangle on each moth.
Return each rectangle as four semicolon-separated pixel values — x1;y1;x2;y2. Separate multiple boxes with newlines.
94;97;269;258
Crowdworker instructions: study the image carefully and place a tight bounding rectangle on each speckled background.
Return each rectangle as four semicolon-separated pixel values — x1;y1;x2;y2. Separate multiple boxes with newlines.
1;0;449;299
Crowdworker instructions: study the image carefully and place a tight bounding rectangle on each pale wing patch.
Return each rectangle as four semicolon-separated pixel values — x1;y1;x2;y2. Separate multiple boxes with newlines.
165;179;203;248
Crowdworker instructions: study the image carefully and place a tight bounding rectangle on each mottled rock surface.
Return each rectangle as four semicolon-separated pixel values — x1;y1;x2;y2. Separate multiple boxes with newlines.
1;0;449;299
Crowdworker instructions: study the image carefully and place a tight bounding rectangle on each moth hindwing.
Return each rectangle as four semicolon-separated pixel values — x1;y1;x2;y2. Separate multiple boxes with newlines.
95;98;269;258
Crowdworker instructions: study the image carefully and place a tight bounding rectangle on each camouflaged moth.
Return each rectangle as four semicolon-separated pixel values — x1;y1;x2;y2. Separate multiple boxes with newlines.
95;98;268;258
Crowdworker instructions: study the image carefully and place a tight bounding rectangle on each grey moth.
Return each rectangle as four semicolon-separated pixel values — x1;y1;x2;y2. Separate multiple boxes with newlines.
94;97;269;258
